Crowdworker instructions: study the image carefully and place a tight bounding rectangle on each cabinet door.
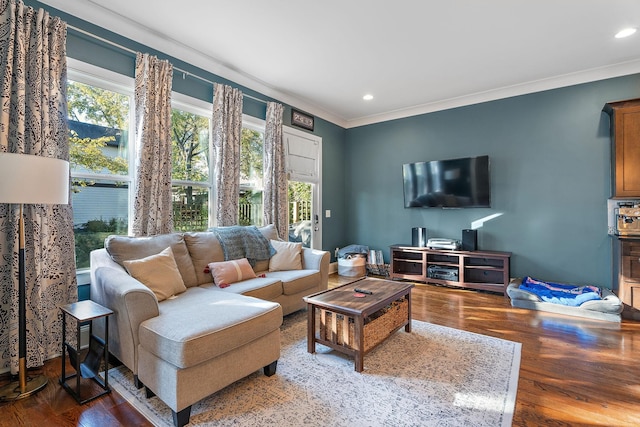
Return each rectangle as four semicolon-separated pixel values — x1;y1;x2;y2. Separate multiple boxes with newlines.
611;103;640;197
619;241;640;310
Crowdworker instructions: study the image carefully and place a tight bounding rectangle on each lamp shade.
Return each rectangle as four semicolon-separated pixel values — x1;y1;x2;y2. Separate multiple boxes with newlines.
0;152;69;205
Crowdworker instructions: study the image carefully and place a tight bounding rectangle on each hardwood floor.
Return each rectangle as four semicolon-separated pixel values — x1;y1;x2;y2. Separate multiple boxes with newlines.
2;274;640;426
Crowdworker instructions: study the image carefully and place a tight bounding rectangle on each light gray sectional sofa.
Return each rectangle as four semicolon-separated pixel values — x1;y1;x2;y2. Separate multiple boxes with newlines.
89;224;329;427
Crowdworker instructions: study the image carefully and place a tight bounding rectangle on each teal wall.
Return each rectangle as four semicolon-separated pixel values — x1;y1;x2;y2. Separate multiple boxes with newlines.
344;75;640;287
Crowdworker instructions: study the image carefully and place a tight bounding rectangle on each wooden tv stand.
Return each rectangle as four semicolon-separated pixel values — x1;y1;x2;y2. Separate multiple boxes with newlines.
389;244;511;295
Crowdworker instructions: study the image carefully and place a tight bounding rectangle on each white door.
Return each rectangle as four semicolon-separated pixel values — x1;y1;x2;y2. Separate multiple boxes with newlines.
283;126;322;249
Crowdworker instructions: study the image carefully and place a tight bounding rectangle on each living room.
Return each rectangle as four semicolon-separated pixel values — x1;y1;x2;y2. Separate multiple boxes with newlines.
2;1;640;426
18;0;640;290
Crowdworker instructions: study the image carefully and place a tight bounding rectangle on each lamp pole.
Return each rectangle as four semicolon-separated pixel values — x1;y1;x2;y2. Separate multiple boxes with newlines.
0;153;69;401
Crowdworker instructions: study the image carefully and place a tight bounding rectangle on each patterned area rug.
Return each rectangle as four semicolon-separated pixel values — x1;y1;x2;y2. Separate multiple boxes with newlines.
109;311;521;426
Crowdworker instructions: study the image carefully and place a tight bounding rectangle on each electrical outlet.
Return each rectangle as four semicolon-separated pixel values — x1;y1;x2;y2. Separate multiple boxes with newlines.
335;247;339;258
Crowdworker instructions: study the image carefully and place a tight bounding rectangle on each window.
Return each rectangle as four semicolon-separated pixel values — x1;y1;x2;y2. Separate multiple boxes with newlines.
68;61;315;269
239;116;265;226
68;63;134;270
284;127;322;249
288;181;312;247
171;96;212;231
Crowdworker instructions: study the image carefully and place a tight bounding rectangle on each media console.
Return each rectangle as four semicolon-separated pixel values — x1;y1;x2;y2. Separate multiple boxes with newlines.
389;244;511;295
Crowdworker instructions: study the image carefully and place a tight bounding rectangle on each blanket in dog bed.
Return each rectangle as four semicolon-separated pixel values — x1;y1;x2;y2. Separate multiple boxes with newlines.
519;276;602;307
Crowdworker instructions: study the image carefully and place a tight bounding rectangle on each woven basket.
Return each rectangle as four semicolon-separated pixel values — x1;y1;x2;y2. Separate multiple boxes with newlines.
319;298;409;352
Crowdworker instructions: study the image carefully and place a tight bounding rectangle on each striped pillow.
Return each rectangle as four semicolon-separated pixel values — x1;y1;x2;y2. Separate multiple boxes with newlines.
207;258;256;288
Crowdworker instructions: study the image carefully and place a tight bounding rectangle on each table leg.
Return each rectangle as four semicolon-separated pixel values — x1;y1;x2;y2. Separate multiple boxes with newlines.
75;320;81;397
60;312;66;384
104;315;109;390
354;315;364;372
307;304;316;354
405;292;412;333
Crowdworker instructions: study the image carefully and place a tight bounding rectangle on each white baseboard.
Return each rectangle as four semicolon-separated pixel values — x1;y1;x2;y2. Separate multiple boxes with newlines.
329;261;338;274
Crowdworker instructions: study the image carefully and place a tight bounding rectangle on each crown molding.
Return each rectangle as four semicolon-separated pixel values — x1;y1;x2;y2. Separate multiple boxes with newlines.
40;0;348;128
39;1;640;130
344;59;640;128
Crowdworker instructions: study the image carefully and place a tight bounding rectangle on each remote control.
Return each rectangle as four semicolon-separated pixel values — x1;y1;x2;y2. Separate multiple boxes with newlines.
354;288;373;295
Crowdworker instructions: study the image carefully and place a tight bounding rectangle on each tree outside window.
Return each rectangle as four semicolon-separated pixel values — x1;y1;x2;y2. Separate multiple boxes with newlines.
239;127;264;226
68;80;131;269
171;109;210;231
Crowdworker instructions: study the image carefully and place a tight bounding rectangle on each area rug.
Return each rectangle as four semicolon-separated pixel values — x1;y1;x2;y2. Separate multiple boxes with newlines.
109;311;521;426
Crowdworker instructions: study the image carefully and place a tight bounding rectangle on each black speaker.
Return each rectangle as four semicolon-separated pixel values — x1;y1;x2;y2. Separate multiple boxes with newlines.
412;227;428;247
462;229;477;251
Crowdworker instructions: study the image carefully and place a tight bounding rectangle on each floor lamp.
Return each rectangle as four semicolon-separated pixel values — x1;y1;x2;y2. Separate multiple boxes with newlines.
0;152;69;401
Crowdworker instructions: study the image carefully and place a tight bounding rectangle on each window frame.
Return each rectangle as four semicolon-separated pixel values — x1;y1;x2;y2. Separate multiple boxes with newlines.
68;59;136;276
239;114;266;227
170;93;215;229
67;59;278;275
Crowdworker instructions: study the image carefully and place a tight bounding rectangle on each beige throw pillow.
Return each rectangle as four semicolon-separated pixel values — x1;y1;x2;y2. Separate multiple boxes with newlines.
123;246;186;301
269;240;303;271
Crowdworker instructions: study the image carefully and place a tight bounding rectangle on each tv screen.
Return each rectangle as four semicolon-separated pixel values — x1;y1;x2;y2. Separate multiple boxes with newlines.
403;155;490;208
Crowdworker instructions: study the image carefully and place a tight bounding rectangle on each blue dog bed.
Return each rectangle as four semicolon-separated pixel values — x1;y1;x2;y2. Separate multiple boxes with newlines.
507;277;623;322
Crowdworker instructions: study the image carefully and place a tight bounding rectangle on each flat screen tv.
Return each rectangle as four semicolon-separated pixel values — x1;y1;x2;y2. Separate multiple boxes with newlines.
403;155;490;208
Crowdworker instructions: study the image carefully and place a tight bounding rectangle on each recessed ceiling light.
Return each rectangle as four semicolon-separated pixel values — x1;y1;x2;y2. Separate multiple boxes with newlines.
363;94;374;101
615;27;637;38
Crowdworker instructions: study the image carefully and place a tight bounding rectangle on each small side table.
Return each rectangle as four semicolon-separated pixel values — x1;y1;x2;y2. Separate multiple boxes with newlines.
59;300;113;404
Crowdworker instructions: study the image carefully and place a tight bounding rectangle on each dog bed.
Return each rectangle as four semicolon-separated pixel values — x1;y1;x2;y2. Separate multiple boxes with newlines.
507;277;623;322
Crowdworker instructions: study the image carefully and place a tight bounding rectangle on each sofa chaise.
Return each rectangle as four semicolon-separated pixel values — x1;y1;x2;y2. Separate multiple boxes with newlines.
89;225;330;426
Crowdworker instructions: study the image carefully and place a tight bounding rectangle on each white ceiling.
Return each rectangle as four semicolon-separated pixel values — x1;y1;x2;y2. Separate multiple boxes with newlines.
41;0;640;128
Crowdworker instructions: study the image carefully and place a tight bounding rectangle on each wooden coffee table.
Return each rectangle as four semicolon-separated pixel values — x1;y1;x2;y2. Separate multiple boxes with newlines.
304;277;413;372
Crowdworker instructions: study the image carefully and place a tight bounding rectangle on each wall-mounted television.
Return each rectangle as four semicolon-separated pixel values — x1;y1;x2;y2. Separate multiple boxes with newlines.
403;155;490;208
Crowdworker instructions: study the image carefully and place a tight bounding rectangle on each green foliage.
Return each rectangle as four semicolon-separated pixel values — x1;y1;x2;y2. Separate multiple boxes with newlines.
171;109;209;182
68;81;128;129
79;217;127;233
69;131;128;175
67;81;129;177
289;181;311;203
240;128;263;182
74;231;110;269
73;217;126;269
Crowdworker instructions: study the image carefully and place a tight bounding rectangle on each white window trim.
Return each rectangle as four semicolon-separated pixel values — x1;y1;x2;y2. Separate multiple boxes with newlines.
68;59;136;277
171;93;216;227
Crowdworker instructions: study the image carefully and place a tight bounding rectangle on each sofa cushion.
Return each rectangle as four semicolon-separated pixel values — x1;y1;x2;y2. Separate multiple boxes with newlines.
258;224;280;240
123;247;187;301
269;240;302;271
212;276;283;300
105;234;199;288
183;232;225;285
138;288;282;368
186;227;280;279
254;225;281;272
267;270;321;295
208;258;256;287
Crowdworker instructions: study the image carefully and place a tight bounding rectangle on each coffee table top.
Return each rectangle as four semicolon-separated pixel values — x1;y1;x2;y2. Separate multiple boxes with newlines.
304;277;413;317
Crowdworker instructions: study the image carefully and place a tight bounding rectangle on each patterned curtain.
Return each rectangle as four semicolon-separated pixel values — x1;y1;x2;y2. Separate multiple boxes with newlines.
212;83;243;226
263;102;288;236
132;52;174;236
0;0;76;373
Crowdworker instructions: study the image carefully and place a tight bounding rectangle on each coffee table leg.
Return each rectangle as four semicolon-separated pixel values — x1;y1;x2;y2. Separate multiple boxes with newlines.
354;315;364;372
405;292;412;333
307;304;316;354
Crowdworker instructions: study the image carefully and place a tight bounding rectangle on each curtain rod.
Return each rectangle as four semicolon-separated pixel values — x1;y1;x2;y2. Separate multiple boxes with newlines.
67;24;268;105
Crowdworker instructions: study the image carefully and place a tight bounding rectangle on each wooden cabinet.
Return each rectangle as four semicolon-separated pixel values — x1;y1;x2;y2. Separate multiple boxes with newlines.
617;239;640;319
389;244;511;294
604;98;640;197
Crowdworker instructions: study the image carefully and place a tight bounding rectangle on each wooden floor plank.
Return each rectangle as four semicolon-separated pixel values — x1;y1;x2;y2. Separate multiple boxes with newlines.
0;274;639;426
